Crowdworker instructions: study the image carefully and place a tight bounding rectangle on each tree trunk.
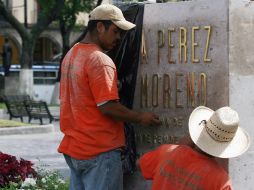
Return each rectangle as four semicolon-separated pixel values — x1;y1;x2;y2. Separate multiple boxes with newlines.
52;30;71;104
56;26;71;82
1;0;65;99
19;38;34;97
62;30;71;59
19;69;34;96
21;38;34;69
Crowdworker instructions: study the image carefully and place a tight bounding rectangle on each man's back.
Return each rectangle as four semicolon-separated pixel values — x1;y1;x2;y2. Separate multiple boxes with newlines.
58;43;124;159
139;144;232;190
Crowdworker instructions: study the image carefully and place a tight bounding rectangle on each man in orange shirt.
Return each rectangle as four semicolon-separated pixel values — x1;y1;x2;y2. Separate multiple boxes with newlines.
58;4;160;190
137;106;250;190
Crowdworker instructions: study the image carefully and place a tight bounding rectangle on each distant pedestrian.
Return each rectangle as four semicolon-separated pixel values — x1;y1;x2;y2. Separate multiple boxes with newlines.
2;38;12;76
137;106;250;190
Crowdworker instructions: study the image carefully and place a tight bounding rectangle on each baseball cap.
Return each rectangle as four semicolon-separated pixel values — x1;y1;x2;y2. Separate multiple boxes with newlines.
89;4;136;30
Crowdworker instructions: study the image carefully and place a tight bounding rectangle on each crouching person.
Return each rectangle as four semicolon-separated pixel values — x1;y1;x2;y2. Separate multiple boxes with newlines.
137;106;250;190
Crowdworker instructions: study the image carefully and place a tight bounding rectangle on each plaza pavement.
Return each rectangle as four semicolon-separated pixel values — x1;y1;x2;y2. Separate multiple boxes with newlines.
0;109;70;179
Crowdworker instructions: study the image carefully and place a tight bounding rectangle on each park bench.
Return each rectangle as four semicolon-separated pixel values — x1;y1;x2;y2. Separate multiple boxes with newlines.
24;100;59;125
3;95;31;122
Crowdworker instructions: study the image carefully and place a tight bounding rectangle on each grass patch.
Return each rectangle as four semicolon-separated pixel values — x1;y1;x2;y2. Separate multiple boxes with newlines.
0;119;33;128
0;103;6;109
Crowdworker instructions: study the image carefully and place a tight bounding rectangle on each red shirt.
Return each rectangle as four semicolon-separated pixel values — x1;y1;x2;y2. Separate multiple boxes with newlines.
140;144;232;190
58;43;124;159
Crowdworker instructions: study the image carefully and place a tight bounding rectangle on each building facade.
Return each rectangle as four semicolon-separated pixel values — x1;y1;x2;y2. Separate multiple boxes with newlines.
0;0;111;102
0;0;112;66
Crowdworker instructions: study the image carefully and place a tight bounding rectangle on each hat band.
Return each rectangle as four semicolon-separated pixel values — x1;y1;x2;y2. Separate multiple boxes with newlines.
203;120;236;142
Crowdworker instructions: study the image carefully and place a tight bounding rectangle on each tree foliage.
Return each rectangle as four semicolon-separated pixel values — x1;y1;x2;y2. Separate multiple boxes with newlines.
57;0;102;81
57;0;102;82
59;0;97;48
59;0;100;53
61;0;95;24
0;0;64;68
0;0;65;95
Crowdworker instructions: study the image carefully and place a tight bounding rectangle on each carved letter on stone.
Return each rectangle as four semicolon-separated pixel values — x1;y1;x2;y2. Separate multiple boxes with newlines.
168;28;176;64
192;26;200;63
179;27;187;63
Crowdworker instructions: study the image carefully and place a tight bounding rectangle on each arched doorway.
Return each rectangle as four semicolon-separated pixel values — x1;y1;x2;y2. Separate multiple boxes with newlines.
0;35;20;66
34;37;61;64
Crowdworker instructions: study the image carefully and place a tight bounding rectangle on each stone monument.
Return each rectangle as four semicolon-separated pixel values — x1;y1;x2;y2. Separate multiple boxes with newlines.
124;0;254;189
228;1;254;189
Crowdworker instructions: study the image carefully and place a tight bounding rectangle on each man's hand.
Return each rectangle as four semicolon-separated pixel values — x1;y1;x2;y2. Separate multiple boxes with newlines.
138;112;161;127
99;101;161;126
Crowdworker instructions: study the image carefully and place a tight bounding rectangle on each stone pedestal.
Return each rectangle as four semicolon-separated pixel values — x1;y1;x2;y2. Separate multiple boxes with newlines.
229;1;254;189
124;0;254;189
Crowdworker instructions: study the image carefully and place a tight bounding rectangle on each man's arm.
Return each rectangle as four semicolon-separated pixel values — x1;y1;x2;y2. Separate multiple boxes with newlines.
98;100;161;126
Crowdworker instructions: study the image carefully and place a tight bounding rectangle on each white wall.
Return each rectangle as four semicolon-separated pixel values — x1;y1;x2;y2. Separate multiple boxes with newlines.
229;1;254;189
11;0;37;24
33;85;55;104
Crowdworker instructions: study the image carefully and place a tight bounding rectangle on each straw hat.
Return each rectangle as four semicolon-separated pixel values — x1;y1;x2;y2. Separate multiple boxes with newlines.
89;4;136;31
189;106;250;158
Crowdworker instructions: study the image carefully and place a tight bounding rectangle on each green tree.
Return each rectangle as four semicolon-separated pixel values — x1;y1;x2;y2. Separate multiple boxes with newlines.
59;0;102;60
0;0;64;95
56;0;102;82
0;0;64;69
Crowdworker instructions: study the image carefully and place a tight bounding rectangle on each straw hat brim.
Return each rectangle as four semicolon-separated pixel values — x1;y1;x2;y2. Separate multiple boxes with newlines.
189;106;251;158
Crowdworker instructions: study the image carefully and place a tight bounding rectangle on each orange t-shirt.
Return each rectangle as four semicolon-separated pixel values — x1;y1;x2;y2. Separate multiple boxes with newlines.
140;144;232;190
58;43;124;159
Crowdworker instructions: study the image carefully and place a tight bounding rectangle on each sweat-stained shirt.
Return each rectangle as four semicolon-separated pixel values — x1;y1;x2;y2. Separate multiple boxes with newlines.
58;43;124;159
139;144;232;190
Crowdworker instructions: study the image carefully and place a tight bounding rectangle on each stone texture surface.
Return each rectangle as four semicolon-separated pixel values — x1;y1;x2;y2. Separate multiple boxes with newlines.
229;1;254;189
128;0;229;189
